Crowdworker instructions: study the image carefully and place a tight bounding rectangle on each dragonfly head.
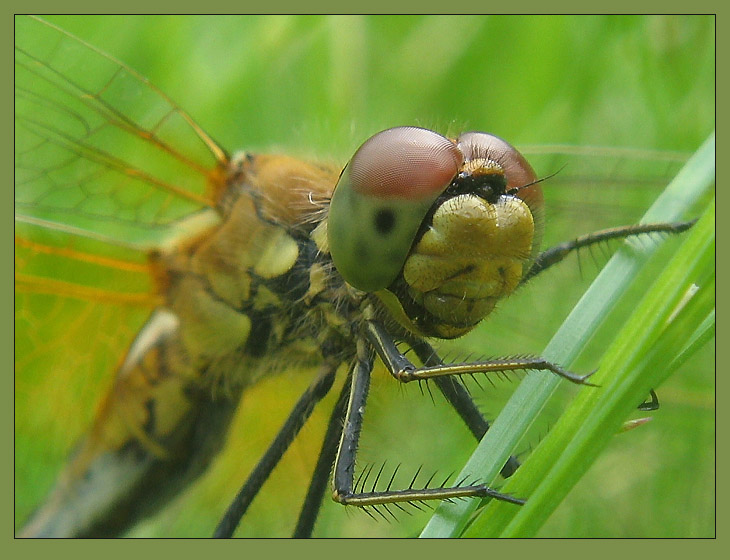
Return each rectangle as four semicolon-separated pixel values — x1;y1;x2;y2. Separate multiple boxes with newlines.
327;127;544;339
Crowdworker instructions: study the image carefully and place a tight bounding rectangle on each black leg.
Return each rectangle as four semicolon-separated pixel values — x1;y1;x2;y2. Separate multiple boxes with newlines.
365;320;594;385
332;339;523;508
213;362;338;538
521;221;695;285
293;370;352;538
638;388;660;411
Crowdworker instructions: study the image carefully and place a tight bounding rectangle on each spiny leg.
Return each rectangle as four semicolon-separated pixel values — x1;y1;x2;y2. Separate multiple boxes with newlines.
520;221;695;285
213;361;338;538
292;371;353;538
365;320;594;386
519;222;689;408
332;339;524;509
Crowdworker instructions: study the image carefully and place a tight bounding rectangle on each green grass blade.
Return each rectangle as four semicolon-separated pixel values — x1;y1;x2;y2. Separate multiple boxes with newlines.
420;132;715;538
467;198;714;538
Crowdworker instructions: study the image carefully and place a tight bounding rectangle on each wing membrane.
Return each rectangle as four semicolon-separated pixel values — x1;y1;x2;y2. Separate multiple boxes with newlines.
520;145;691;245
15;230;156;528
15;16;227;246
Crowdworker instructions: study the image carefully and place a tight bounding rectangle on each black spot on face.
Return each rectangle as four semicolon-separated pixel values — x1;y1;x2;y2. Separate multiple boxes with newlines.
374;208;395;235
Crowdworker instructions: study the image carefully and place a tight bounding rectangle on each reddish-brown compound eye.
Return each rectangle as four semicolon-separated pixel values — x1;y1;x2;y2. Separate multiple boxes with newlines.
349;127;463;200
328;127;463;292
456;131;544;210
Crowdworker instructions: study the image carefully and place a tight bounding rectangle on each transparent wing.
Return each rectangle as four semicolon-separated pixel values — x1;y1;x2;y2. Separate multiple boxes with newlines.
521;144;690;236
15;16;227;247
15;228;157;527
14;16;228;530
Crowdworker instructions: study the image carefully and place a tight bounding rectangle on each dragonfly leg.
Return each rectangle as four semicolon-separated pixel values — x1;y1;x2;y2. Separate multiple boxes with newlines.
638;388;660;411
332;338;524;510
293;370;352;538
520;221;695;285
213;361;338;538
365;320;594;385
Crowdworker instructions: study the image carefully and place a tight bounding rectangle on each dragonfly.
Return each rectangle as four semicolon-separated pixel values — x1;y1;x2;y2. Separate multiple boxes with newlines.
15;16;706;538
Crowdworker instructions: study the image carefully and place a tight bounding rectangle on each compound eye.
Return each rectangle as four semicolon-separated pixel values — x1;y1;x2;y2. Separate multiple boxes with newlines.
328;127;463;292
456;131;538;193
349;127;463;200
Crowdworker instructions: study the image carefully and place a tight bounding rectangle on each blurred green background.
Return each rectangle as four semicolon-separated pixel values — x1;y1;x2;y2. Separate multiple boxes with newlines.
15;15;714;537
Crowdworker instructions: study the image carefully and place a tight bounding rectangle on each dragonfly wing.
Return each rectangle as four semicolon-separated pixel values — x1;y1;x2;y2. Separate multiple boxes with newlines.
15;16;226;248
13;16;244;536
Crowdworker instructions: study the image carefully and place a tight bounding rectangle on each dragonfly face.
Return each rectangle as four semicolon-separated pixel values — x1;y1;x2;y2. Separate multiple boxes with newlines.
15;16;712;538
328;128;544;339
